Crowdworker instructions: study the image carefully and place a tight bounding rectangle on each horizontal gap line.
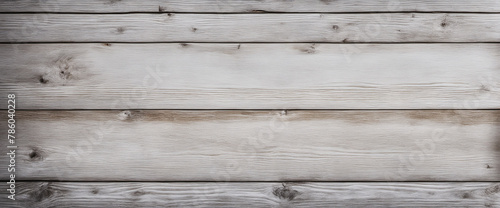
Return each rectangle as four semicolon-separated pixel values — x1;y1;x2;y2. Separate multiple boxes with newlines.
6;180;500;183
0;11;499;15
3;109;500;111
1;42;499;44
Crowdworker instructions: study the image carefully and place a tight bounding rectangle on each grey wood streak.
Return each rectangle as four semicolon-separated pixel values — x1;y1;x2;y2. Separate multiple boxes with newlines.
0;0;498;13
0;182;498;208
1;44;499;109
0;110;498;181
1;13;500;42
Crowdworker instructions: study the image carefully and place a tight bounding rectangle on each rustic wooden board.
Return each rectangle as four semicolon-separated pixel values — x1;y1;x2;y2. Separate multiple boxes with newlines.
0;110;498;181
1;43;499;110
0;0;499;13
1;182;499;207
1;13;500;42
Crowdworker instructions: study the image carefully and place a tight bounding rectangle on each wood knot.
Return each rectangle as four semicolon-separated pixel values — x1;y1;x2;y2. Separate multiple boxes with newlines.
91;188;99;195
342;38;349;43
332;25;339;30
460;192;472;199
280;110;288;116
118;110;133;121
28;147;44;161
300;44;316;54
132;190;147;196
30;183;56;202
480;84;491;92
158;6;166;12
485;184;500;195
180;43;189;47
39;54;86;85
440;15;449;28
116;27;126;34
39;75;49;84
273;183;299;201
55;55;78;81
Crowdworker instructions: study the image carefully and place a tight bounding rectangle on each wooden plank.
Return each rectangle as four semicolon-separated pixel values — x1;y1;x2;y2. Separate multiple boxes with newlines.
0;43;499;109
0;0;499;13
0;110;498;181
1;182;499;207
1;13;500;42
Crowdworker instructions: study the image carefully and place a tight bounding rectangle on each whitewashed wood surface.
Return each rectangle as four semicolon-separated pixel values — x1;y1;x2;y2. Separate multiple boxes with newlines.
1;1;499;207
1;43;498;109
1;13;500;42
0;182;498;208
0;0;499;13
0;110;498;181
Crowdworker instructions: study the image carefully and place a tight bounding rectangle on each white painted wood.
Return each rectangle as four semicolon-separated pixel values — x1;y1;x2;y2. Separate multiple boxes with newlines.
1;110;498;181
0;0;499;13
0;43;499;109
1;13;499;42
2;182;499;207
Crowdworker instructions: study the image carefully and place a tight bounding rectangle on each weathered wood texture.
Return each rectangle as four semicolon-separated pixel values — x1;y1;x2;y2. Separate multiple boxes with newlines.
0;110;498;181
0;0;499;13
1;43;499;109
1;182;499;208
1;14;500;42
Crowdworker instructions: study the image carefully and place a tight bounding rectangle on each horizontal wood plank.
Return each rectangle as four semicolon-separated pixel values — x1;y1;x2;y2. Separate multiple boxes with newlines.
0;0;499;13
1;110;499;181
1;13;500;42
0;43;499;109
1;182;499;207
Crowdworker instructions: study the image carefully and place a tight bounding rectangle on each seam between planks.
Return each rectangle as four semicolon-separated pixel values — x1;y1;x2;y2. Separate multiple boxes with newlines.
2;42;500;44
4;109;500;111
6;180;500;183
1;11;500;14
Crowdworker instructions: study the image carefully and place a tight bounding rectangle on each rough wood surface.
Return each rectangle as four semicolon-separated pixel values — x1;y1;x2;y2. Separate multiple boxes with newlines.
1;13;500;42
1;182;499;207
0;0;499;13
0;110;498;181
1;43;499;109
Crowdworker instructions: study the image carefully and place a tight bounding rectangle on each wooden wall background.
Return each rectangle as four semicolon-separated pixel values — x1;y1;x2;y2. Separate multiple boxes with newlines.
0;0;499;207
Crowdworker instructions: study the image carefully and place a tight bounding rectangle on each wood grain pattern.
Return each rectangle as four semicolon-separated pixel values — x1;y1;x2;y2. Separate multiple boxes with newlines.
0;110;498;181
1;43;499;109
1;1;498;206
1;13;500;42
1;182;499;207
0;0;499;13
